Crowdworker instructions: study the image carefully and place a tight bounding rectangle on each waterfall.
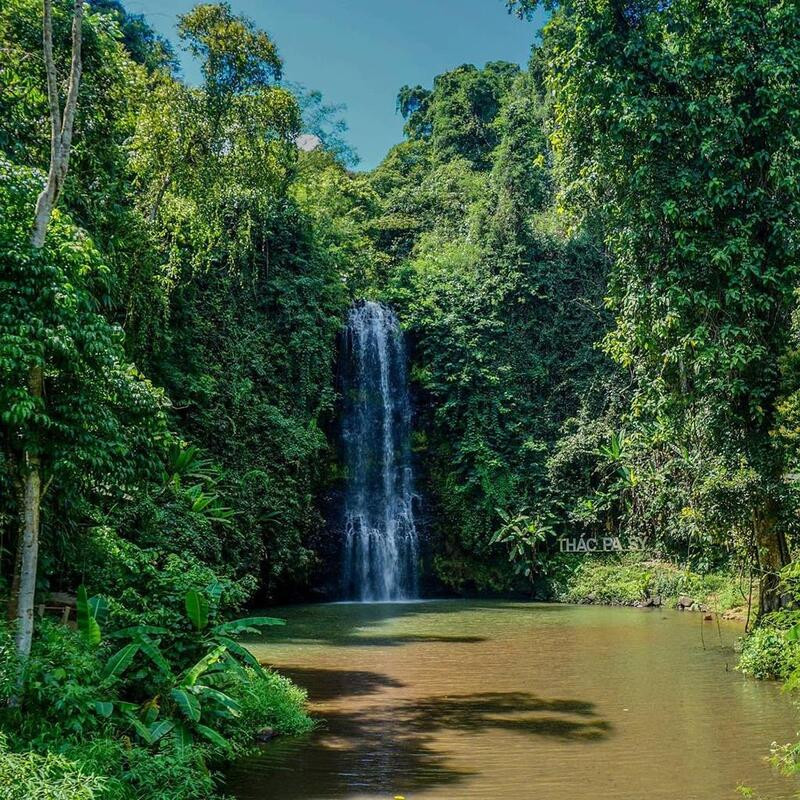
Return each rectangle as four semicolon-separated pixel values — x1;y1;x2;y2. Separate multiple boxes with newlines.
340;301;419;601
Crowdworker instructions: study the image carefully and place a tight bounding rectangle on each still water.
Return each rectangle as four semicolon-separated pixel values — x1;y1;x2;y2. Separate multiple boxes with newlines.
228;601;800;800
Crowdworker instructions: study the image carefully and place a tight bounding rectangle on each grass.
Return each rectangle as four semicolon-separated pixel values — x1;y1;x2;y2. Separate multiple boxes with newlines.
559;554;750;615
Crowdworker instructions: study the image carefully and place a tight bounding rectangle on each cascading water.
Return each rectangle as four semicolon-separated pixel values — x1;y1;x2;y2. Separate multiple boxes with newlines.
340;301;419;601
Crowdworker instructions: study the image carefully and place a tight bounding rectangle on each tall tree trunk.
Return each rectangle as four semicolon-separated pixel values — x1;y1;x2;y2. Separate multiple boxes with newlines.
755;497;791;616
14;368;42;662
12;0;84;675
6;480;25;623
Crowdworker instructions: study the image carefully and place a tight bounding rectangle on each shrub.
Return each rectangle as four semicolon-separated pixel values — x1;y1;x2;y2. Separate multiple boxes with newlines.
1;620;112;746
0;584;312;800
738;625;799;680
560;555;746;611
227;667;313;750
65;738;216;800
561;558;651;604
0;734;105;800
81;526;254;631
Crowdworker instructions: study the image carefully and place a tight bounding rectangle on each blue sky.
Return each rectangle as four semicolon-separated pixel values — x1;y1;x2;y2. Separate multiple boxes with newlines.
123;0;546;170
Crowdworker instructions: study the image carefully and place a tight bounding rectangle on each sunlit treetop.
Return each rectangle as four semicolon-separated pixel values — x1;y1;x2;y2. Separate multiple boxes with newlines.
178;2;282;97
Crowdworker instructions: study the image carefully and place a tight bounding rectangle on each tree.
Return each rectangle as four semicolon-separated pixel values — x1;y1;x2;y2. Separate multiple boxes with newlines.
132;3;298;230
533;0;800;611
2;0;168;689
398;62;520;169
14;0;84;671
177;2;281;100
31;0;83;249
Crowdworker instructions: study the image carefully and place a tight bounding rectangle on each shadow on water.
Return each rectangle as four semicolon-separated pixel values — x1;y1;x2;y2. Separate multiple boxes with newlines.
227;670;610;800
401;692;610;740
268;632;489;648
246;600;568;649
275;666;406;701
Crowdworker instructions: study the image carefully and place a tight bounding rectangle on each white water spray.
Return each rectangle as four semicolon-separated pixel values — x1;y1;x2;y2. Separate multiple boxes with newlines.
340;301;419;601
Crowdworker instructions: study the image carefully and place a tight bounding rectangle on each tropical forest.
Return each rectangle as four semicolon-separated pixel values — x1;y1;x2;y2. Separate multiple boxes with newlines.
1;0;800;797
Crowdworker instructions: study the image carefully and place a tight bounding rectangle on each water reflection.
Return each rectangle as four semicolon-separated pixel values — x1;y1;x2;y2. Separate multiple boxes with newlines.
228;601;800;800
231;686;608;799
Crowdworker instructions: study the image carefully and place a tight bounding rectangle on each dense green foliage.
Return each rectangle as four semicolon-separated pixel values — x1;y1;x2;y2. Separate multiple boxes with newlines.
368;62;616;593
3;0;800;795
0;1;348;796
560;554;747;611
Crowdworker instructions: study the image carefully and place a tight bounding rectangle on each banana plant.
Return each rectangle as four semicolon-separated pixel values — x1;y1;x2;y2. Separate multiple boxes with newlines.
123;643;242;752
113;583;284;751
76;582;284;752
490;508;554;579
162;444;236;525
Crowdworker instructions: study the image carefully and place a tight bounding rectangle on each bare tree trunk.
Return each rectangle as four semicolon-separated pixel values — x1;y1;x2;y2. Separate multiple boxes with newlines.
14;368;42;663
12;0;84;677
31;0;83;246
6;483;25;622
755;498;791;617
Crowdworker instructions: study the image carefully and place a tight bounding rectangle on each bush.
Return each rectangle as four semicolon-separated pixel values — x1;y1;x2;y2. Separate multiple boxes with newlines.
1;620;113;746
65;738;216;800
0;734;105;800
82;526;254;631
739;626;798;680
561;558;650;604
227;667;313;750
0;584;312;800
560;555;746;611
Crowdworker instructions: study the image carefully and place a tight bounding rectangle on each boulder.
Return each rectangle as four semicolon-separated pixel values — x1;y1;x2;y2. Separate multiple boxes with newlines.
255;727;277;743
677;595;694;609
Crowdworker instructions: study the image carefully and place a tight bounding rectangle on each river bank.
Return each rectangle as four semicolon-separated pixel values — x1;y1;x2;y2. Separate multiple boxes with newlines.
558;555;753;621
558;555;800;690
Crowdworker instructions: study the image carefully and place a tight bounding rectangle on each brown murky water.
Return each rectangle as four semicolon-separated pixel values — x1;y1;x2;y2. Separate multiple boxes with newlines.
227;601;800;800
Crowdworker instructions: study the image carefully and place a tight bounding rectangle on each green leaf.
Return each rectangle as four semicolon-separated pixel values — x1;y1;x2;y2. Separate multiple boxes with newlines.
102;643;140;680
185;589;209;630
206;580;224;601
196;685;241;717
93;700;113;717
148;720;175;742
107;625;169;639
786;625;800;642
139;635;172;677
182;644;226;687
221;649;250;680
173;722;193;755
76;585;101;646
128;716;154;744
195;723;230;751
215;635;265;674
171;688;201;722
141;701;160;725
88;595;108;623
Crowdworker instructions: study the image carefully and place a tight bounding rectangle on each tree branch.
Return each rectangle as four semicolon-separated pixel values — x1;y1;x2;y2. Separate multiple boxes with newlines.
31;0;84;248
58;0;84;183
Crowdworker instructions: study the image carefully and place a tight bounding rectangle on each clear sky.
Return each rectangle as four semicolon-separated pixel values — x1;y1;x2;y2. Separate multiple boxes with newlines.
123;0;546;170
